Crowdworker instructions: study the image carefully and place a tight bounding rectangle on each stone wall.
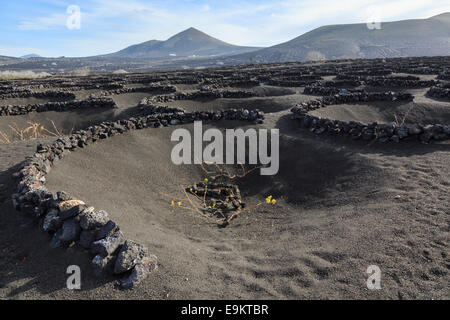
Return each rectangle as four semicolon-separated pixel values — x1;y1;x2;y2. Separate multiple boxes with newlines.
202;79;261;88
427;85;450;100
11;107;265;289
365;78;439;88
305;77;438;96
0;98;117;116
92;84;177;97
335;69;392;77
320;91;414;105
266;75;322;87
437;71;450;80
322;80;362;87
290;92;449;143
303;86;363;96
140;89;255;104
0;90;76;100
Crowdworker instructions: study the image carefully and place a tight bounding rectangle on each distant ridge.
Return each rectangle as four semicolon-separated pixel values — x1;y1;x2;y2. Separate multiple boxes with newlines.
0;55;19;65
105;27;262;59
231;13;450;63
21;54;42;59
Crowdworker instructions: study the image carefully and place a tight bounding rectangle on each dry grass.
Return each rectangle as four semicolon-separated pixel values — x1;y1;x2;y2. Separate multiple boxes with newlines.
73;68;90;77
0;70;51;80
0;130;10;143
0;120;72;144
394;105;414;126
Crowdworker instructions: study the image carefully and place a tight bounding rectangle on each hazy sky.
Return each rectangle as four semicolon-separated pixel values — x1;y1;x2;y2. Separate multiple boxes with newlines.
0;0;449;57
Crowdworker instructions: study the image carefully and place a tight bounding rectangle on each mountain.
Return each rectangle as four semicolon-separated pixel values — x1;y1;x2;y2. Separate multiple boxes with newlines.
105;27;262;59
0;55;20;65
21;54;42;59
231;13;450;63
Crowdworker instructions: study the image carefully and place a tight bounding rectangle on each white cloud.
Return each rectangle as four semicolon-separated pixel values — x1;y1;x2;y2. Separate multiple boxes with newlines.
18;13;67;30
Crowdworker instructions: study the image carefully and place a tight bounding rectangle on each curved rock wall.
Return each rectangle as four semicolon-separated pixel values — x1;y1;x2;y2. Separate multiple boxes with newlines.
92;84;177;97
0;98;117;116
290;92;449;143
0;90;76;100
140;89;255;104
11;107;265;289
427;85;450;100
365;78;439;88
